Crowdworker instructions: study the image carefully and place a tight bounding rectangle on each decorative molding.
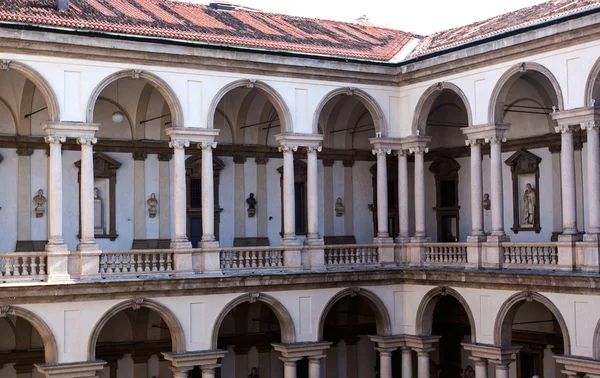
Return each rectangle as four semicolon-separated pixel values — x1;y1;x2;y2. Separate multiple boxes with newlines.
132;150;148;161
555;124;580;134
169;140;190;149
485;135;507;144
305;145;322;154
372;148;391;156
245;79;256;88
198;141;217;151
132;298;144;310
342;159;355;167
278;145;298;153
322;159;335;167
581;121;600;131
76;137;97;146
0;305;10;317
44;136;66;145
233;156;247;164
157;151;172;161
254;156;268;165
130;69;142;79
409;146;429;155
16;147;33;156
248;292;260;303
0;60;10;71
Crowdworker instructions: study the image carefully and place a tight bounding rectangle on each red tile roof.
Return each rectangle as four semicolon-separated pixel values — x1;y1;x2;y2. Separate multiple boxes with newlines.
409;0;600;58
0;0;417;62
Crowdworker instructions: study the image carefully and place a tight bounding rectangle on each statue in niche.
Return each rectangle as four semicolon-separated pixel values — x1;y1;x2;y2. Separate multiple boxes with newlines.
33;189;46;218
248;367;259;378
482;193;491;210
94;187;105;234
246;193;256;218
147;193;158;218
523;183;536;225
335;197;344;217
464;366;475;378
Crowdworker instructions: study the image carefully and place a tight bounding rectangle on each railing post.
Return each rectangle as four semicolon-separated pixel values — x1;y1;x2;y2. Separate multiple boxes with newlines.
407;242;426;267
201;248;222;274
173;248;194;276
284;246;303;270
481;240;504;269
466;241;482;269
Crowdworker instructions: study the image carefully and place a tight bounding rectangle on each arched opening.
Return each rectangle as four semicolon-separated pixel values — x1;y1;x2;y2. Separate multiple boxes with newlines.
318;288;391;378
316;88;387;243
0;63;56;253
585;56;600;108
412;83;470;242
489;63;566;241
212;294;295;378
89;300;185;378
0;306;58;376
495;292;570;378
204;81;291;247
85;71;182;251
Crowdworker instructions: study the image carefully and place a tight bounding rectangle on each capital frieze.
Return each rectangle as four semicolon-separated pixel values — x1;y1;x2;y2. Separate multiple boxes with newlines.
77;137;98;146
169;140;190;150
409;146;429;155
372;148;391;156
198;141;217;151
394;149;409;157
465;139;484;147
278;145;298;154
581;121;600;131
305;145;322;154
555;124;580;134
44;135;66;145
485;135;506;144
16;147;34;156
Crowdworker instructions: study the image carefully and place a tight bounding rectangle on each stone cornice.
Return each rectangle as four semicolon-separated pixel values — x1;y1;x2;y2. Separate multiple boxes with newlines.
275;133;324;148
554;355;600;375
165;127;220;143
42;121;99;139
462;124;510;143
552;107;600;126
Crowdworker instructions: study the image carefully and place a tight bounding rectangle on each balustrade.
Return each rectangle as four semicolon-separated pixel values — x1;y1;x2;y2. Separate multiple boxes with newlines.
424;243;468;265
220;246;285;269
502;243;558;267
0;252;47;281
324;244;378;266
99;250;174;275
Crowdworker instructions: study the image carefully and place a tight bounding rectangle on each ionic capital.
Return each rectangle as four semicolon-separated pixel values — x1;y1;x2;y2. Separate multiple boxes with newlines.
372;148;391;156
409;146;429;155
485;135;506;144
465;139;484;147
278;145;298;154
581;121;600;131
169;140;190;149
555;124;580;134
198;141;217;151
44;136;66;145
77;137;97;146
394;149;409;157
306;145;322;154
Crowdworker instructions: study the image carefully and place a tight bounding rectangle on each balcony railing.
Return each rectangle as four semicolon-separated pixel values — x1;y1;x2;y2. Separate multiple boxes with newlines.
0;252;47;281
99;250;174;275
220;246;285;270
502;243;558;268
424;243;468;265
324;244;378;266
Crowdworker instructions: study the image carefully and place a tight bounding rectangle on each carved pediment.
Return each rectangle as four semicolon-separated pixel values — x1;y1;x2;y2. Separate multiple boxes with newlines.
429;156;461;179
185;155;225;178
277;159;307;181
74;152;122;178
504;149;542;174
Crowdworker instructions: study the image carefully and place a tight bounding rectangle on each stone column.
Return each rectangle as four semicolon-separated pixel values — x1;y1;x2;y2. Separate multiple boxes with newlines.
416;349;433;378
583;121;600;238
488;136;507;239
170;366;191;378
45;136;67;251
556;125;579;237
471;357;488;378
373;148;391;239
199;141;218;247
308;356;323;378
468;139;485;239
491;362;511;378
306;146;322;243
410;146;429;240
279;357;299;378
201;364;220;378
397;150;410;242
279;146;299;245
169;140;192;249
401;347;412;378
77;137;98;249
375;347;393;378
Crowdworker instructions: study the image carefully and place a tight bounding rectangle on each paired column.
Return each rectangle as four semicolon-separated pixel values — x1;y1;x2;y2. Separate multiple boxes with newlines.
306;146;322;243
199;141;218;247
416;349;433;378
467;139;485;239
77;137;98;249
401;347;413;378
396;150;410;242
44;136;68;251
491;361;511;378
280;357;300;378
556;125;579;237
279;145;299;245
373;148;391;239
583;121;600;238
471;357;488;378
409;145;429;240
487;135;507;240
375;347;394;378
308;356;324;378
169;140;192;249
170;366;191;378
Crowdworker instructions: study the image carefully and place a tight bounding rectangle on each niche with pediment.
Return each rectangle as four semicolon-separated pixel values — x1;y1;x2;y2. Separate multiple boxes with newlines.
74;152;122;241
185;154;224;248
278;159;308;235
429;156;461;242
505;149;541;233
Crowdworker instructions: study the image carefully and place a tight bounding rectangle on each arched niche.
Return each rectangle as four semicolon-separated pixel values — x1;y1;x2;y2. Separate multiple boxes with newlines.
412;82;472;137
87;298;185;361
314;87;388;137
208;79;292;133
211;293;296;349
86;69;184;128
494;291;571;354
415;286;476;343
317;287;392;341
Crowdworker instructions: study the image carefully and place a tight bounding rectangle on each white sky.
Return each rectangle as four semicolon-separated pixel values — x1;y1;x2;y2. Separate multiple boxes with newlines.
181;0;548;34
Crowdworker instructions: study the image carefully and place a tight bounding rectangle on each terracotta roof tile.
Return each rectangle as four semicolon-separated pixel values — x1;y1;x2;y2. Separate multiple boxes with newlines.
0;0;415;61
409;0;600;58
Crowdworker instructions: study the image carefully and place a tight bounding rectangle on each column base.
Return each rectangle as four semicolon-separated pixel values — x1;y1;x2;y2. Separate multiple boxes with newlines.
394;236;411;244
200;240;220;249
410;236;431;243
281;237;301;247
559;233;583;242
75;243;101;279
45;242;70;282
170;240;192;249
486;234;510;243
304;236;324;246
467;235;487;243
45;241;69;253
583;233;600;242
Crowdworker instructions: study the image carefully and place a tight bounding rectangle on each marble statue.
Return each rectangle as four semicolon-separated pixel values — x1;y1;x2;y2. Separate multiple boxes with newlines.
33;189;46;218
246;193;256;218
147;193;158;218
523;183;536;225
482;193;491;210
335;197;344;217
94;187;104;234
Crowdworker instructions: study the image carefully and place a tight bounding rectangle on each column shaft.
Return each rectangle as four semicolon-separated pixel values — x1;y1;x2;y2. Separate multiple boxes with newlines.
308;357;322;378
280;146;297;242
170;140;191;248
474;359;488;378
374;149;390;238
306;147;321;240
201;142;217;244
417;351;430;378
201;365;218;378
281;359;297;378
489;139;506;237
414;151;427;238
398;152;410;240
494;364;509;378
45;136;66;248
586;124;600;235
379;350;392;378
78;138;97;245
470;141;484;236
401;347;412;378
559;128;578;234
